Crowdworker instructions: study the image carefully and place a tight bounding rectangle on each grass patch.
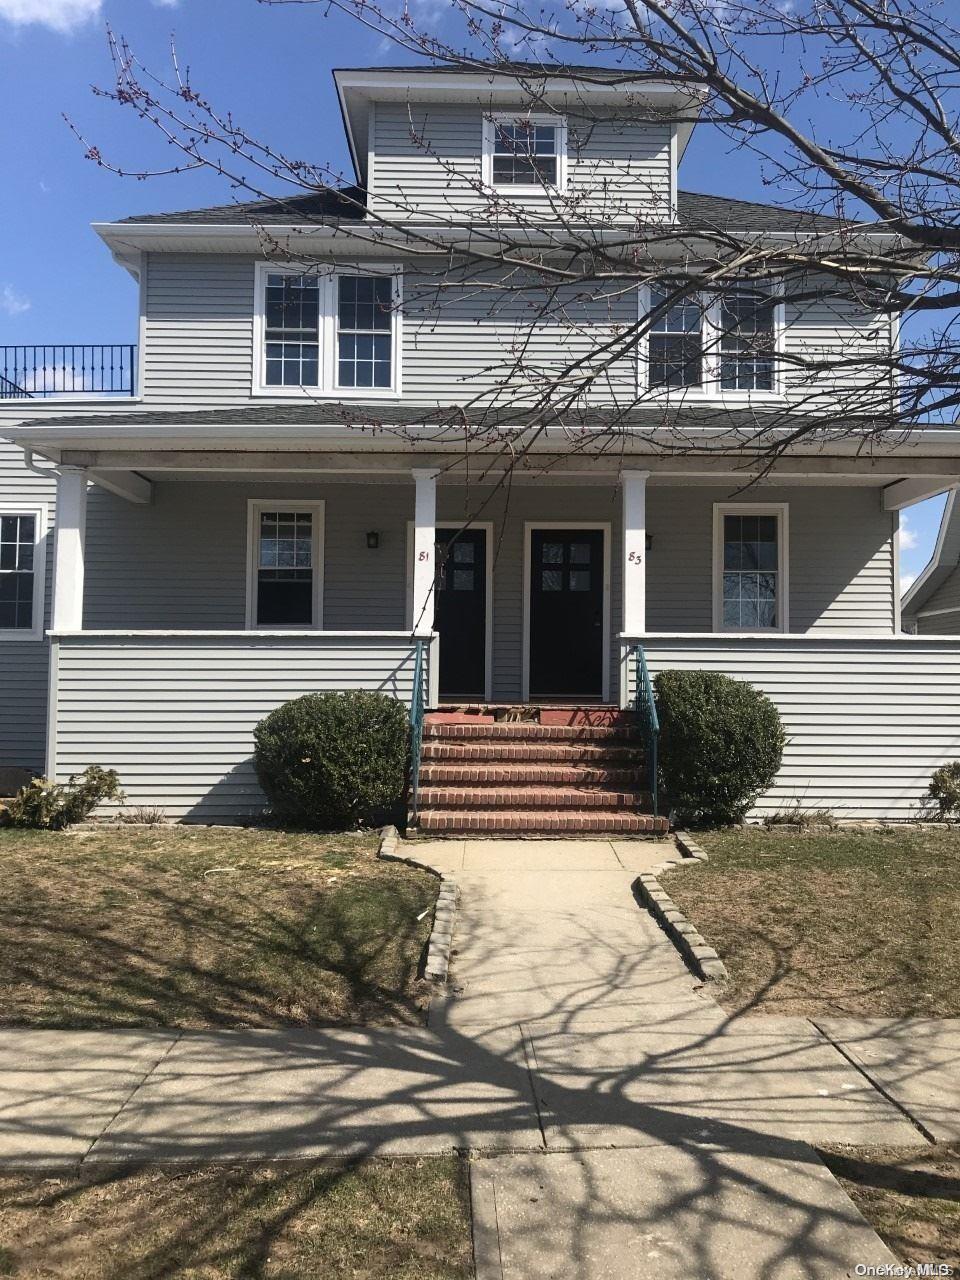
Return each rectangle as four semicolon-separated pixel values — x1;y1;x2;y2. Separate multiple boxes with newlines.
0;1157;472;1279
0;827;437;1029
661;827;960;1017
818;1143;960;1271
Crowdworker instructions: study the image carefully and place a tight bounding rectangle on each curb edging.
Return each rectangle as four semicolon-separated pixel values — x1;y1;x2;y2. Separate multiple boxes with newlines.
634;833;727;981
377;825;459;983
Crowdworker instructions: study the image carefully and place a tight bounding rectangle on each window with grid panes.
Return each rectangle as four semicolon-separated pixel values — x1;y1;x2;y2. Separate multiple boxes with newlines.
263;274;321;387
255;510;314;626
721;513;780;629
720;286;777;391
492;121;559;186
649;289;704;388
0;514;36;631
336;276;393;389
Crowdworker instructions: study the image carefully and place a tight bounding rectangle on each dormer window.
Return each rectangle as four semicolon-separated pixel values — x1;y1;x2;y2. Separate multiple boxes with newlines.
254;263;402;397
483;114;567;190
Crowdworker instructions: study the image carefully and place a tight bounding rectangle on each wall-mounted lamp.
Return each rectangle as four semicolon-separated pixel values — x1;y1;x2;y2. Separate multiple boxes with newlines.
366;530;381;550
646;533;653;551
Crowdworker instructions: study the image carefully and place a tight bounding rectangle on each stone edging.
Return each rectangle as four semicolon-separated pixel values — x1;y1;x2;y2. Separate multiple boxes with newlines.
633;831;727;981
377;825;459;983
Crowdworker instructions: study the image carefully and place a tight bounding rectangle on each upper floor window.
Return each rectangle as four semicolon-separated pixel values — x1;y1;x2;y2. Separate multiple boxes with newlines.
645;282;782;396
483;114;567;190
255;264;401;396
0;506;46;641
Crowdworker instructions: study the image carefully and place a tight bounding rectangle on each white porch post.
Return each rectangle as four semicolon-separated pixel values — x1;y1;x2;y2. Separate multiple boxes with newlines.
51;465;88;632
411;468;438;636
621;470;649;635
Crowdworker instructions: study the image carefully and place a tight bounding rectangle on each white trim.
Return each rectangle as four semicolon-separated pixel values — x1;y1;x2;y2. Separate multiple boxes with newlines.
136;251;147;400
712;502;790;633
638;281;787;402
522;521;612;703
901;489;956;613
914;604;960;619
405;520;494;702
892;509;902;632
668;126;678;222
244;499;325;631
481;111;568;193
251;261;402;399
0;502;48;643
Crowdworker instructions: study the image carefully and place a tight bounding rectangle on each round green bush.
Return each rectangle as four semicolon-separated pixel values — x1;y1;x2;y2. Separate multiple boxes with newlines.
654;669;785;826
253;690;409;830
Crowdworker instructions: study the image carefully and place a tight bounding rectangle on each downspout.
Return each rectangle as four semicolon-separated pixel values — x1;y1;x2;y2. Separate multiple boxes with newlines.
22;448;63;481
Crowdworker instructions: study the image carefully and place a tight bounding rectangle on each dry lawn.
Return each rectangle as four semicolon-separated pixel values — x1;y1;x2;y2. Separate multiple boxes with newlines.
0;827;437;1028
0;1158;472;1279
661;827;960;1017
818;1143;960;1272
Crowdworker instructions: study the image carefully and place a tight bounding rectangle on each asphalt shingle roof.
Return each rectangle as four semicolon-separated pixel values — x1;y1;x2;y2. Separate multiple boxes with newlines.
118;187;844;232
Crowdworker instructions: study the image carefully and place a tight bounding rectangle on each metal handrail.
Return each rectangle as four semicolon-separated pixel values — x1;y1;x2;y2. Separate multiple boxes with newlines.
409;637;427;824
634;643;660;818
0;345;137;398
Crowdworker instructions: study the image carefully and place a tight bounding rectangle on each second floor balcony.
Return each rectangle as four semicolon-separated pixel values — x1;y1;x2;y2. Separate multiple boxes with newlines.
0;345;137;399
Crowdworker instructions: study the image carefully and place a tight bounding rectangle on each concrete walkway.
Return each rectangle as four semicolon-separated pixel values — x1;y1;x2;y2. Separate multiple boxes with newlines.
0;837;955;1277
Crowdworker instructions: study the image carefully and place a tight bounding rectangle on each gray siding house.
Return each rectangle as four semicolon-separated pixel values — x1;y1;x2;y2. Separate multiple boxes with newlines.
3;63;960;824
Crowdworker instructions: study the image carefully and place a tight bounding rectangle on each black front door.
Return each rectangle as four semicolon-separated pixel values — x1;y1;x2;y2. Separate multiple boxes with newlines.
435;527;487;699
529;528;604;699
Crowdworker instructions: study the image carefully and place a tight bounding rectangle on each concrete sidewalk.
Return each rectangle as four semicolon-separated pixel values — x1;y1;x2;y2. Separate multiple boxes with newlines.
0;836;954;1278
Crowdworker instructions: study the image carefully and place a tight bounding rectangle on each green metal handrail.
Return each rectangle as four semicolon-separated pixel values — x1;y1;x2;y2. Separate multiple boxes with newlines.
409;638;427;824
634;644;660;819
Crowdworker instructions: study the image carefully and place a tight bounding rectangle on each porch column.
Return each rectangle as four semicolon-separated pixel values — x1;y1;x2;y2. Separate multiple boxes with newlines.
411;468;438;635
621;470;649;635
51;465;88;632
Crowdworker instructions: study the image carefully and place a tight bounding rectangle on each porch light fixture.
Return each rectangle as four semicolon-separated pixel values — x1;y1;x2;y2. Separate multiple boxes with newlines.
366;530;381;549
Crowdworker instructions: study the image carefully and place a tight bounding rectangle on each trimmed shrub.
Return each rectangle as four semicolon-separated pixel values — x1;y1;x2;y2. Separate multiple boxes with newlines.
654;670;785;826
253;690;409;830
926;761;960;819
3;766;124;830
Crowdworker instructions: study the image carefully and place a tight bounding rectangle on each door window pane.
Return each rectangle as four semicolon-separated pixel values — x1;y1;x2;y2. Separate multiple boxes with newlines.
569;570;590;592
569;543;591;564
721;514;780;629
541;569;563;591
453;569;474;591
0;513;36;631
541;542;563;564
453;541;475;564
257;511;313;626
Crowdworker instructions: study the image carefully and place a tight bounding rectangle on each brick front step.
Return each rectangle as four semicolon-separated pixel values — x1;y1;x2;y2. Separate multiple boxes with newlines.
421;741;645;765
418;786;651;810
424;722;639;742
419;808;669;834
419;763;642;787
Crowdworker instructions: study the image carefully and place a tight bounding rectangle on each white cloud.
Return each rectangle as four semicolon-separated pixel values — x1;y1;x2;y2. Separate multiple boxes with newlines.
1;284;31;316
0;0;102;32
152;0;180;6
901;572;917;594
899;513;919;551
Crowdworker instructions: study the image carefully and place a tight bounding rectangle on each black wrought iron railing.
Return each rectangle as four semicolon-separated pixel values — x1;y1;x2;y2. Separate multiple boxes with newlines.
0;345;137;398
633;643;660;819
409;637;427;824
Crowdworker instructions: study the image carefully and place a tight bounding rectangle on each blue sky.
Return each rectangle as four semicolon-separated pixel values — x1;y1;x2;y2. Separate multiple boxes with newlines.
0;0;945;588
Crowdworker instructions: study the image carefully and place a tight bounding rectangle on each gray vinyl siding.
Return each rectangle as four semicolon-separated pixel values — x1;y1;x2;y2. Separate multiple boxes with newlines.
625;635;960;820
371;101;673;222
81;480;893;703
0;438;54;771
137;253;891;410
913;566;960;633
50;633;432;820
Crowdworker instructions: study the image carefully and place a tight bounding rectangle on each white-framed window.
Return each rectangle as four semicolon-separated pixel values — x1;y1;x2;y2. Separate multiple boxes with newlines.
245;500;324;630
643;282;784;397
0;505;46;642
712;503;789;633
253;263;402;397
482;113;567;190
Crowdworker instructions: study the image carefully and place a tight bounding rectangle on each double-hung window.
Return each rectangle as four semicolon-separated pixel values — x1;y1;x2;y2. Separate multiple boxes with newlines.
714;504;788;632
645;282;782;395
256;265;401;395
648;289;704;389
0;508;45;640
246;500;324;629
719;285;777;391
483;115;566;189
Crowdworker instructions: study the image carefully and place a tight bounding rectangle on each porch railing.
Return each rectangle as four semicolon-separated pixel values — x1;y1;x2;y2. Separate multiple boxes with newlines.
0;345;137;398
409;637;427;824
633;643;660;819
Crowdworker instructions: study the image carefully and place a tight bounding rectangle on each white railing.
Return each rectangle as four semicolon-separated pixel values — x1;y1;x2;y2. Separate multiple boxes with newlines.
619;632;960;820
48;631;438;821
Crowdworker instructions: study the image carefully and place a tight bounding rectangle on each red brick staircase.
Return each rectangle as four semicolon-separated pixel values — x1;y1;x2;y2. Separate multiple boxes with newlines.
414;707;669;834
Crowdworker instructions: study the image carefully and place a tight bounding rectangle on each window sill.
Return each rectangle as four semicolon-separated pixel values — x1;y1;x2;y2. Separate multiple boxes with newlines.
0;631;45;643
643;390;787;404
251;387;402;400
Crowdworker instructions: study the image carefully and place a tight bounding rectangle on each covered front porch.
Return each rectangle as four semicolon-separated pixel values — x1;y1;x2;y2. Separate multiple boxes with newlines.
18;437;957;820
